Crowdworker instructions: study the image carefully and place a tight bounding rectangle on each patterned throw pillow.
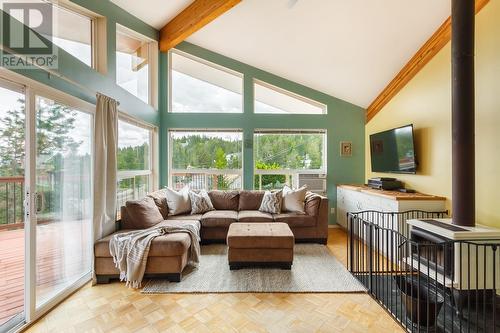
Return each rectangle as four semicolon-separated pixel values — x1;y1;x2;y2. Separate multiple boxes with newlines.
189;190;215;214
258;190;283;214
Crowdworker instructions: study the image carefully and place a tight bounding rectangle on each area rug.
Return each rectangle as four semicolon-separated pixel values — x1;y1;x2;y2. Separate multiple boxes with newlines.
141;244;366;293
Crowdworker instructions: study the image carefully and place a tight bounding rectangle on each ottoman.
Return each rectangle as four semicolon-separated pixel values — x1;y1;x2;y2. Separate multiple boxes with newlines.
226;222;294;270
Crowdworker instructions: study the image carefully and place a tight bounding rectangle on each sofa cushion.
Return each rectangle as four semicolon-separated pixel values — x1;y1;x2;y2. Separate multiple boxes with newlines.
272;213;316;227
165;187;191;216
166;214;203;221
259;190;283;214
227;223;294;249
123;197;164;229
147;189;169;219
282;185;307;214
201;210;238;228
237;210;274;222
304;192;322;216
94;229;191;258
208;190;239;210
238;191;265;211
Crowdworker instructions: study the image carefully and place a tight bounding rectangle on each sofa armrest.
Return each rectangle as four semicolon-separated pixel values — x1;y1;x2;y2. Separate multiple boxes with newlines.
316;196;329;240
304;192;329;241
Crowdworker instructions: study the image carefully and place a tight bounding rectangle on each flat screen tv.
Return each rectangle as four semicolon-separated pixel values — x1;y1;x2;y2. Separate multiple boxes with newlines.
369;124;417;174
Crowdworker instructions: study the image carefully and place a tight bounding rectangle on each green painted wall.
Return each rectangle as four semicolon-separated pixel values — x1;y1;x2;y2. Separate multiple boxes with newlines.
159;42;366;224
0;0;159;126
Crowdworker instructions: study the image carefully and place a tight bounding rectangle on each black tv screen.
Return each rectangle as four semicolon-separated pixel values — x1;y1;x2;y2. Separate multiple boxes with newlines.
370;125;417;174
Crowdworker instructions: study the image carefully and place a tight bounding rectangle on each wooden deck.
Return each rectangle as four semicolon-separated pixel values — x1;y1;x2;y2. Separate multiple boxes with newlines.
0;228;24;326
0;221;91;327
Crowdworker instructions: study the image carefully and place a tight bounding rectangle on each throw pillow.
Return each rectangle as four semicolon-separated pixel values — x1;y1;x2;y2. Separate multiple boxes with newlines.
282;185;308;214
259;190;283;214
165;186;191;216
147;189;169;219
124;196;164;229
208;190;239;210
238;190;265;211
189;190;215;214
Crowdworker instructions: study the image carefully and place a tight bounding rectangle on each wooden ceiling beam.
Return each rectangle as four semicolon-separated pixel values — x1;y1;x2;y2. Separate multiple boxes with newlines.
159;0;241;52
365;0;489;123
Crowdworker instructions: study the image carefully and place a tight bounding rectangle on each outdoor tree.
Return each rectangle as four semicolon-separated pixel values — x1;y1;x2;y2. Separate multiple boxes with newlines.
0;108;25;176
0;98;82;224
0;98;80;177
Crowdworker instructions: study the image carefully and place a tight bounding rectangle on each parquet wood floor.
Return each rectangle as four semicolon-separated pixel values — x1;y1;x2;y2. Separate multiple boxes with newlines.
23;228;404;333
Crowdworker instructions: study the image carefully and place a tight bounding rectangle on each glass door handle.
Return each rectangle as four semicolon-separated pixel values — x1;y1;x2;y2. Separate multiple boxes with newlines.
35;192;43;213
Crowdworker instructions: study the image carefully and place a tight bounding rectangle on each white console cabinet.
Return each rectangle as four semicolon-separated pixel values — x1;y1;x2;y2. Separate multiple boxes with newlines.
336;184;446;228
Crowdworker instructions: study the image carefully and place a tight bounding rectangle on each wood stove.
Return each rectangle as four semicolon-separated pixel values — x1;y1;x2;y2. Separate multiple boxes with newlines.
410;226;454;278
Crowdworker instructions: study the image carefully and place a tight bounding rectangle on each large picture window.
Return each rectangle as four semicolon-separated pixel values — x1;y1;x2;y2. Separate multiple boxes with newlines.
254;80;327;114
116;25;154;104
117;118;154;208
169;130;243;190
170;51;243;113
254;130;326;190
49;3;94;67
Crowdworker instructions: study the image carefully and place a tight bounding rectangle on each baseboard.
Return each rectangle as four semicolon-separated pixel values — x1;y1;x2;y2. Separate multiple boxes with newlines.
328;224;341;229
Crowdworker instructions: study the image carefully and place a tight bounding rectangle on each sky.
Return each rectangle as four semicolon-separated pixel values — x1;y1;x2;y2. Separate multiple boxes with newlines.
0;86;23;126
118;120;149;148
171;70;242;113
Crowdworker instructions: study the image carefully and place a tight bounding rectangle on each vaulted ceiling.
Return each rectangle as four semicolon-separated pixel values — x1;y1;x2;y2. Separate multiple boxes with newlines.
110;0;450;108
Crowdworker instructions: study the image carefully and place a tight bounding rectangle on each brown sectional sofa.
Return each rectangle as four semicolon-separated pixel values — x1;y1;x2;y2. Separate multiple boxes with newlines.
163;190;329;244
94;189;328;283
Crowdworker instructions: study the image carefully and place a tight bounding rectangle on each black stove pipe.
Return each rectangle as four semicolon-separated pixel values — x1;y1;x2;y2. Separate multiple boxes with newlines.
451;0;475;227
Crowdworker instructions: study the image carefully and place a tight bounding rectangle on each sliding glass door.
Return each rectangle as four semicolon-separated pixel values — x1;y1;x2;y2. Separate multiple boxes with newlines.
0;82;26;332
0;75;94;331
34;96;93;308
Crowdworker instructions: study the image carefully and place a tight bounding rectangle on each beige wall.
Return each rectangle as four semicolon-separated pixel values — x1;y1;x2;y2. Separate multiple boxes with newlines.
366;1;500;228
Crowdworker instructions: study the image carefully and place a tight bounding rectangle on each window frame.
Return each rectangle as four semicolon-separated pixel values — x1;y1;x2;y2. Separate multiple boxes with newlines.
253;79;328;115
51;1;98;69
168;128;244;190
117;114;158;202
115;24;158;108
253;129;327;189
168;49;244;114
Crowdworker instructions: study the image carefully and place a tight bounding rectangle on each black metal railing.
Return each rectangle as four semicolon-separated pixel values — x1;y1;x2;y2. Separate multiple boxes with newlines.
348;210;500;332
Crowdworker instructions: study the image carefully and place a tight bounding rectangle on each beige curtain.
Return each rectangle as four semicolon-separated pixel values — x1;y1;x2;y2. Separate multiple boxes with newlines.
93;93;118;239
92;94;118;283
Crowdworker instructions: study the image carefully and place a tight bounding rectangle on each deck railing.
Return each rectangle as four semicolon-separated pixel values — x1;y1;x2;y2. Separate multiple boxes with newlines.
170;170;242;191
0;176;24;229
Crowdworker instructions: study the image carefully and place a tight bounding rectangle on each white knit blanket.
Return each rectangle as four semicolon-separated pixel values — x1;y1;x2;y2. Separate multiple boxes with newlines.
109;220;201;288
